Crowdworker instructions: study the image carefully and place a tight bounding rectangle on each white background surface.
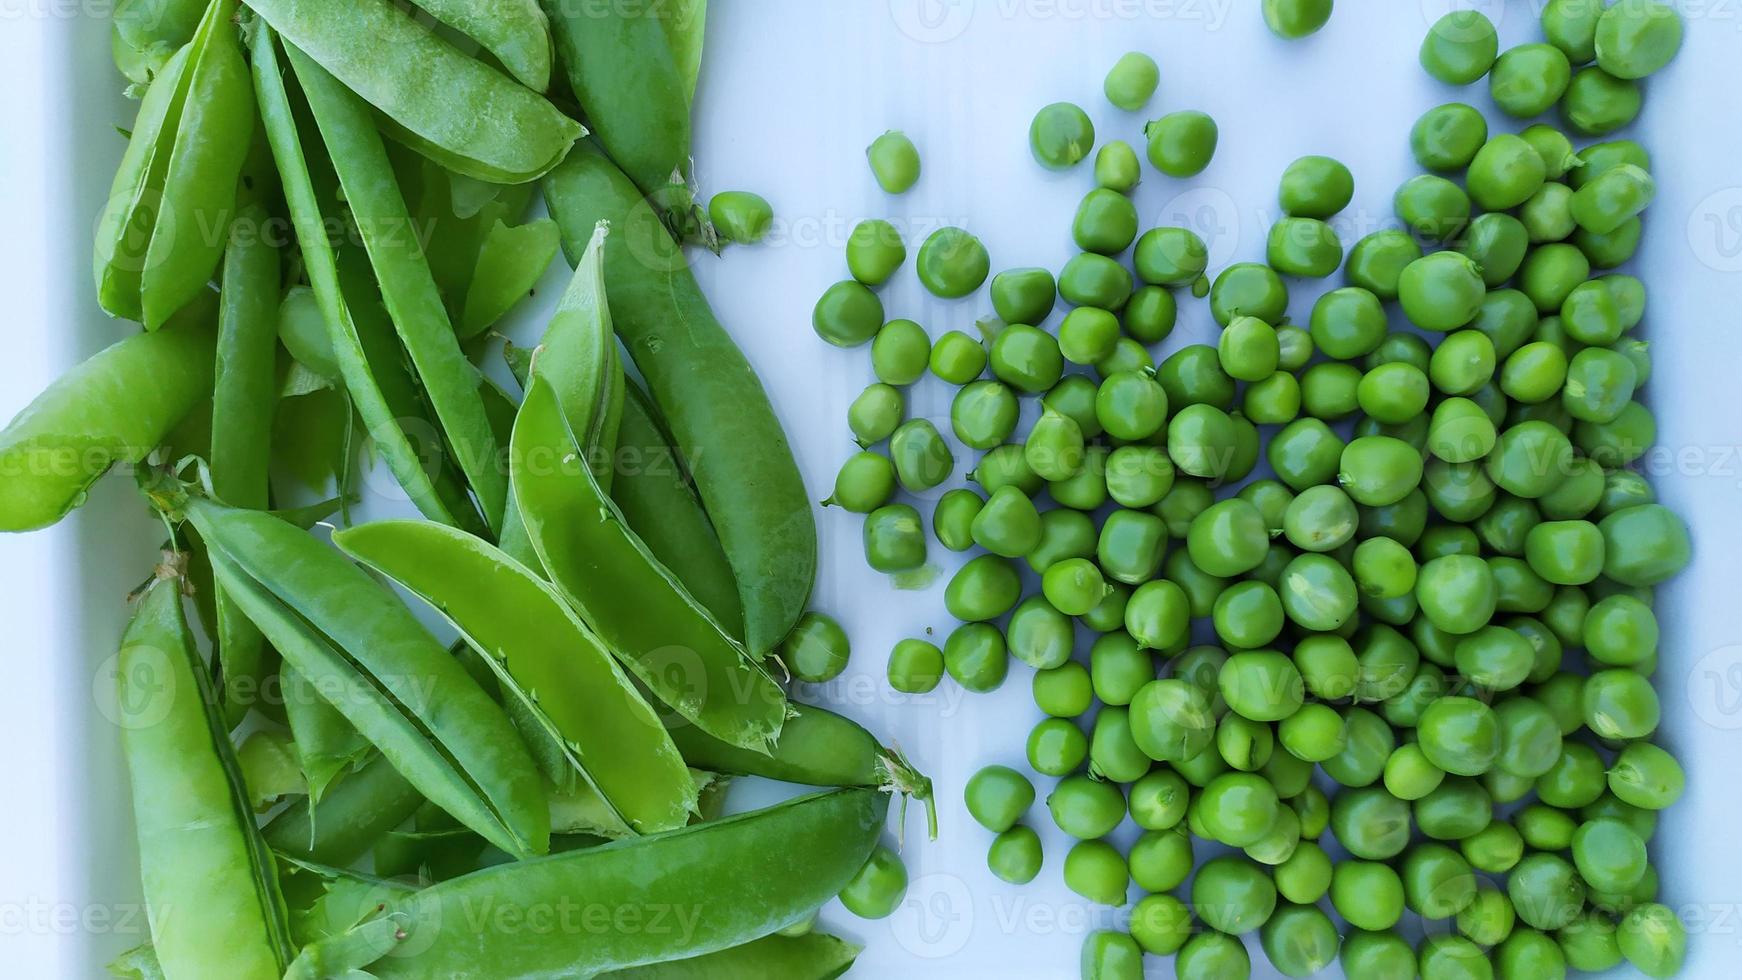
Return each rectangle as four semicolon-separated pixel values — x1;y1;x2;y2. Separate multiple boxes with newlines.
3;0;1742;977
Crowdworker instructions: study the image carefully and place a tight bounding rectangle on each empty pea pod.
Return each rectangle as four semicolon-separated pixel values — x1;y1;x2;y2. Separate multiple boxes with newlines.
373;789;887;977
544;143;816;657
458;217;562;339
408;0;552;91
600;931;862;980
247;0;583;183
335;518;700;834
0;311;215;532
93;44;190;322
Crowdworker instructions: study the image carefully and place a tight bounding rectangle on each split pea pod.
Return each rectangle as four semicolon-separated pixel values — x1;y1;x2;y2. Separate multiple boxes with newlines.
0;313;215;532
246;0;583;183
210;205;279;725
262;752;423;867
408;0;553;91
280;661;371;804
600;932;862;980
180;496;549;859
93;43;188;322
118;579;293;979
525;221;624;493
289;45;510;531
544;143;817;657
110;0;206;84
511;374;788;750
373;789;888;977
334;518;700;834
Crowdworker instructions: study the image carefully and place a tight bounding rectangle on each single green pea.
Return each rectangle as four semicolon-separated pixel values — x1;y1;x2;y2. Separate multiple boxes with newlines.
1122;286;1177;345
1104;445;1175;509
1167;404;1239;483
1177;931;1252;979
1596;0;1685;80
1129;677;1214;761
1501;341;1570;404
1563;66;1642;136
845;384;903;448
1128;769;1189;830
1267;417;1345;491
1073;188;1139;255
931;488;983;553
1007;596;1074;671
846;218;906;285
1043;374;1102;440
1058;252;1133;310
945;554;1021;623
1039;556;1106;618
1411;102;1488;171
1133;227;1209;287
1033;660;1093;718
1209;262;1288;326
1126;579;1192;652
1028;507;1096;571
1543;0;1601;61
916;227;989;299
1486;420;1574;498
985;825;1043;885
812;280;884;347
1093;140;1142;193
1357;362;1430;425
1264;0;1332;38
1064;839;1130;907
1524;519;1606;585
1384;742;1447;802
1103;50;1160;110
824;450;897;514
1213;581;1284;650
965;484;1040;559
1217;316;1280;383
1219;650;1306;724
964;764;1034;833
708;190;773;245
1561;279;1624;345
1279;154;1353;218
928;329;986;385
989;267;1056;325
943;622;1008;692
887;638;944;694
1619;903;1688;978
1030;102;1095;170
866;131;920;193
1080;931;1143;980
988;322;1063;394
1519;243;1592;312
1456;885;1517;948
1582;667;1660;739
1458;212;1530;288
1420;10;1499;85
1157;343;1237;409
1276;840;1333;904
1609;741;1685;810
1191;855;1278;934
1025;408;1085;482
839;845;907;919
1049;773;1126;841
1244;371;1302;425
1429;329;1497;396
1345;229;1422;301
1522;123;1582;180
1048;445;1109;512
1571;163;1655;236
1339;436;1423;507
1058;307;1121;365
950;380;1018;451
889;419;953;492
1144;110;1218;178
1267;217;1343;278
871;318;931;386
1510;852;1587;931
781;611;851;683
1309;287;1386;361
1090;371;1164;442
1395;175;1471;242
1490;43;1574;118
1468;133;1548;211
863;503;926;573
1293;634;1359;700
1093;338;1153;381
1416;554;1499;636
1283;484;1358;553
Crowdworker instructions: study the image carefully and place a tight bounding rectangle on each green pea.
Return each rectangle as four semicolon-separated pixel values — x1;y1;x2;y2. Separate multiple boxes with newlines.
1133;226;1209;286
962;485;1037;560
1177;931;1253;979
1264;0;1332;38
1104;445;1175;510
1059;252;1133;310
1028;508;1096;572
1036;556;1102;618
823;450;896;514
1093;140;1142;193
781;611;851;683
1345;229;1421;300
1048;773;1125;841
812;279;883;347
986;825;1043;885
1124;579;1190;652
1510;852;1587;930
1097;49;1162;109
1419;10;1498;85
1267;217;1343;279
1144;110;1219;178
1411;102;1488;171
870;318;931;386
1571;163;1655;236
1470;134;1549;211
1523;123;1582;180
1209;262;1288;326
928;329;986;384
1543;0;1601;61
1519;243;1591;313
1057;307;1119;366
1338;436;1423;507
1522;519;1604;585
1563;66;1642;136
1191;855;1278;934
1064;839;1130;907
1278;154;1353;219
1048;445;1109;511
1486;421;1573;498
1491;43;1573;117
1212;317;1277;383
1007;596;1074;670
888;419;952;492
1244;372;1301;425
1080;931;1143;980
846;218;906;285
1128;770;1188;831
1071;188;1139;256
1582;668;1660;739
866;130;920;193
1025;408;1085;482
1395;174;1472;242
1458;212;1530;288
1033;660;1093;717
964;764;1034;833
1429;329;1497;396
1157;344;1236;410
1266;417;1343;491
887;638;944;694
1094;338;1152;380
1609;742;1685;810
1399;251;1487;333
1167;404;1239;482
1119;287;1175;346
988;322;1062;394
1575;399;1655;466
930;488;983;553
1212;581;1284;651
707;190;772;245
862;504;926;573
1031;101;1097;169
1275;840;1333;905
1129;677;1214;761
1500;341;1569;404
915;226;989;299
1356;362;1429;425
1618;903;1687;978
946;556;1021;624
839;845;907;919
946;381;1015;452
1596;0;1685;79
943;622;1008;693
984;269;1054;330
1218;650;1305;724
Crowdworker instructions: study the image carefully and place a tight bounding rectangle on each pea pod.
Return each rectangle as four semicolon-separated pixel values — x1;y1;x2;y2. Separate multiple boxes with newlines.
409;0;552;91
373;789;888;977
526;220;624;492
281;662;371;804
247;0;583;183
544;143;817;657
250;24;475;530
611;382;744;633
0;313;215;532
262;752;423;867
600;932;862;980
512;374;787;750
117;579;293;978
177;496;550;859
210;205;280;725
661;0;708;107
110;0;206;84
93;44;190;323
458;218;561;339
289;45;510;531
334;518;700;834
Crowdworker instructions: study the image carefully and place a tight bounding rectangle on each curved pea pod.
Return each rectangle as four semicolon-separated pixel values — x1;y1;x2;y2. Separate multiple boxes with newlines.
250;24;478;530
236;729;306;811
373;789;888;977
247;0;583;183
600;932;862;980
282;662;372;804
545;0;698;236
0;315;215;532
527;220;624;492
289;46;510;532
94;45;189;323
666;703;937;840
262;753;424;867
106;943;167;980
547;769;719;840
181;498;550;860
409;0;552;91
110;0;206;84
512;375;787;751
334;519;700;834
458;217;561;339
117;580;294;978
662;0;708;107
611;382;744;634
544;144;817;657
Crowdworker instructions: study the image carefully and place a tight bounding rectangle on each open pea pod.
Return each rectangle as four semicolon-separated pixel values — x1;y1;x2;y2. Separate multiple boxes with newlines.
110;0;206;84
373;789;887;977
334;519;700;834
250;23;476;530
512;375;787;752
94;44;190;323
288;45;510;532
409;0;551;92
179;497;550;860
601;932;862;980
246;0;583;183
661;0;707;107
457;217;560;340
282;661;372;804
0;313;215;532
117;579;294;979
544;144;816;658
263;752;423;868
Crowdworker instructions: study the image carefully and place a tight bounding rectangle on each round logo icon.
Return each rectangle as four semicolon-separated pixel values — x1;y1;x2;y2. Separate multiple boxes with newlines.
889;0;975;44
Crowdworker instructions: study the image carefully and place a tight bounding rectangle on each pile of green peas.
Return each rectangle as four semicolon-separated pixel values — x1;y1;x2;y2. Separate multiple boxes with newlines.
819;10;1692;977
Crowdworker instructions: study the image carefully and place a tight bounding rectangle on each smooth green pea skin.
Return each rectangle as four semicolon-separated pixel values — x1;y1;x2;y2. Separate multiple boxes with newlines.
1524;520;1605;585
863;503;927;573
1244;372;1301;425
1122;286;1178;346
1103;50;1160;110
1357;362;1429;425
1264;0;1333;38
1399;251;1484;333
1501;342;1569;404
888;638;944;694
989;322;1063;394
1417;554;1499;636
839;845;907;919
1279;703;1346;764
871;318;931;386
1176;931;1252;980
1030;102;1095;170
1537;740;1606;809
1033;660;1093;718
1168;404;1239;482
1186;497;1268;577
1058;307;1121;365
1427;398;1498;464
1418;935;1492;980
1571;138;1652;190
964;764;1034;833
1572;817;1648;893
1324;707;1398;788
1028;717;1089;776
1332;861;1406;932
1563;67;1642;136
1458;213;1530;288
1268;417;1346;491
1208;262;1288;327
1094;140;1143;193
1486;421;1574;499
1582;668;1661;739
1385;743;1447;801
1401;843;1478;920
1026;408;1085;482
1260;903;1339;978
1073;188;1139;255
1596;0;1685;79
1430;330;1497;396
1041;556;1108;618
952;380;1020;451
1218;316;1281;382
1029;508;1097;572
973;447;1043;507
1418;695;1500;778
929;330;987;385
782;611;851;683
1539;457;1607;521
1128;769;1189;831
1134;227;1209;287
1491;43;1574;117
1105;445;1175;510
1420;11;1499;85
813;280;884;347
1048;774;1126;841
1509;853;1586;931
1339;436;1423;507
1497;929;1567;980
1559;912;1624;972
1217;711;1277;772
1345;229;1422;301
846;219;906;285
1091;707;1154;783
1058;252;1134;310
867;131;921;193
1291;788;1330;840
1268;217;1343;278
970;485;1043;560
943;622;1008;692
1309;287;1386;361
1519;244;1591;313
1097;509;1168;586
945;555;1021;623
1517;804;1578;853
826;450;898;513
889;419;953;492
1411;103;1488;171
1331;787;1413;861
1284;485;1357;553
1279;155;1354;218
708;191;773;245
1416;776;1495;841
1191;855;1278;934
1561;279;1624;345
1219;650;1304;723
1472;288;1543;360
931;488;983;553
1522;124;1583;182
1090;632;1153;707
1609;742;1684;809
1494;694;1565;776
1081;930;1144;980
1571;163;1655;236
1094;338;1153;382
1144;109;1218;177
1275;840;1333;904
1129;677;1215;761
1462;821;1526;875
990;267;1057;325
1342;930;1417;980
1126;579;1192;651
1293;634;1359;700
987;825;1043;884
1468;134;1548;211
1280;552;1360;631
1574;400;1655;466
1129;829;1193;895
1048;445;1110;512
1542;0;1601;60
1046;375;1104;441
916;227;989;299
1158;343;1237;409
1619;903;1687;978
